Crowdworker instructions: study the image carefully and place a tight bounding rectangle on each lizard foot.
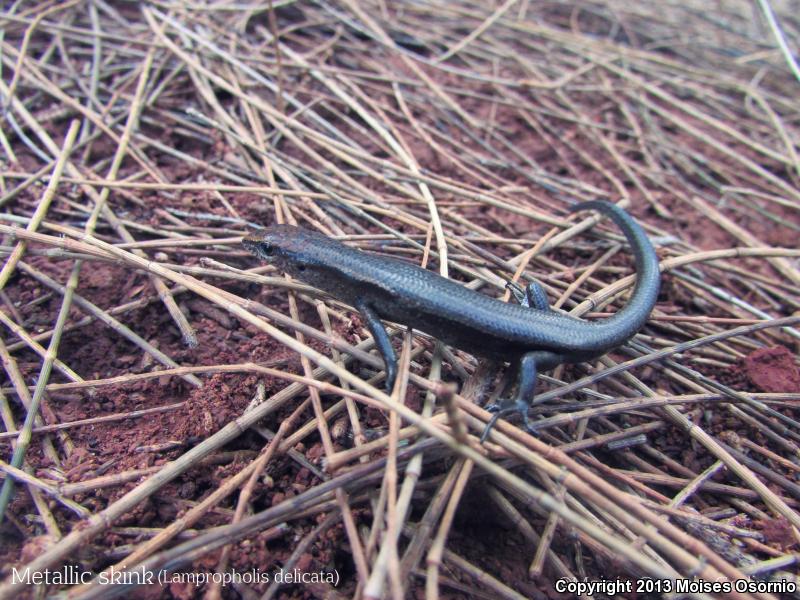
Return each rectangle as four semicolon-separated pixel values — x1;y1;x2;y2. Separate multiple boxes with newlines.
481;398;536;442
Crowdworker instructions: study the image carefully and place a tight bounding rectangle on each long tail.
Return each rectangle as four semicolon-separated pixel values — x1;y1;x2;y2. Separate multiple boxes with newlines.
569;201;661;349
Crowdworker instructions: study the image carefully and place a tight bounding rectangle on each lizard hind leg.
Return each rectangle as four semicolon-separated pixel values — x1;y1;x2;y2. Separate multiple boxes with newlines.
505;279;550;310
481;350;562;442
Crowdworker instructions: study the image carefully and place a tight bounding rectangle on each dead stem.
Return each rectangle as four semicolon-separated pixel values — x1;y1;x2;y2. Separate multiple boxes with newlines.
1;2;800;599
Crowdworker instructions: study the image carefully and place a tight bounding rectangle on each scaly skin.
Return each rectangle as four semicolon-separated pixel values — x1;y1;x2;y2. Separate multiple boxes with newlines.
244;201;660;438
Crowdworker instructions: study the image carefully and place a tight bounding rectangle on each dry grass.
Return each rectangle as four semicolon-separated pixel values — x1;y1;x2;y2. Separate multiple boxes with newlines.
0;1;799;599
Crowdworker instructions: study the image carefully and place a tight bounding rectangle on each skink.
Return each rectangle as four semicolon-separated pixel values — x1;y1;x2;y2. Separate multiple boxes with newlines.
243;201;660;437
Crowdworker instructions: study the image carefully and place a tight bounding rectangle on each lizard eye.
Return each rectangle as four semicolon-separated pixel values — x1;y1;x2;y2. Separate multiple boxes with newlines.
260;244;274;256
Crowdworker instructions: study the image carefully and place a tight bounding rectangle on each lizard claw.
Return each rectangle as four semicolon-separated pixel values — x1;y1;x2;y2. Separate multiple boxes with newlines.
484;401;504;414
480;398;534;442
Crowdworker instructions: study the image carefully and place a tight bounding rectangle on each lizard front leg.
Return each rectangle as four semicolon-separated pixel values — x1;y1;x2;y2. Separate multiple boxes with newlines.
355;298;398;393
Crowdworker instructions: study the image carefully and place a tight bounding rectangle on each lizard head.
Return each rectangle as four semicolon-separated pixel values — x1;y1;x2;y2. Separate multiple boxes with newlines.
243;224;337;282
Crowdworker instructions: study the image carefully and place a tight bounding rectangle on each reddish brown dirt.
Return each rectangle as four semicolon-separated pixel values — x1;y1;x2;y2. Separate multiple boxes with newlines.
2;5;800;600
743;346;800;394
4;138;798;600
2;139;797;598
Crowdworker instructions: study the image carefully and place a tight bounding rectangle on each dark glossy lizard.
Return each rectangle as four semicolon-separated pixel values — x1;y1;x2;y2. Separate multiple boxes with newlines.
243;201;660;439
